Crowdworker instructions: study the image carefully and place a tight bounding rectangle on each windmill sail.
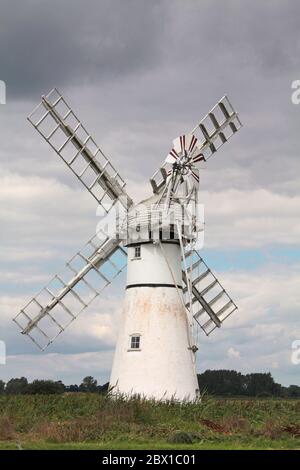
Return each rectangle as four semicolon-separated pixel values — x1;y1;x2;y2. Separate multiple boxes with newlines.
28;88;133;212
150;95;242;194
182;249;237;335
13;231;127;350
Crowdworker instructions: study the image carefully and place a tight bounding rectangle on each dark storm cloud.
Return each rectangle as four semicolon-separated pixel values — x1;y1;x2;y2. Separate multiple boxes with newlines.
166;0;300;74
0;0;167;98
1;0;299;100
1;1;300;194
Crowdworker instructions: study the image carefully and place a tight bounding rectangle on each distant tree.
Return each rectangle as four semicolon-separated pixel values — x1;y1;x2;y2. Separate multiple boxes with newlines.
27;380;65;395
271;381;283;397
97;382;109;394
65;384;79;393
244;373;278;396
0;380;5;394
286;385;300;398
2;370;296;397
198;370;245;396
6;377;28;395
79;376;98;393
198;370;285;397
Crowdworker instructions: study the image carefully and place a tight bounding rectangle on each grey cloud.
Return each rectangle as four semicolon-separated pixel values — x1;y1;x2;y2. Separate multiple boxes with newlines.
1;0;300;196
0;0;167;98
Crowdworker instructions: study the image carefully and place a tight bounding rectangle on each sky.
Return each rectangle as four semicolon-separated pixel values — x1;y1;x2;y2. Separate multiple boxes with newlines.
0;0;299;387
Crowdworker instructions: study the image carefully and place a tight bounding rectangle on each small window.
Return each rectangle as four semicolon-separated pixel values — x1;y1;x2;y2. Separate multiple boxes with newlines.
134;246;141;259
130;335;141;350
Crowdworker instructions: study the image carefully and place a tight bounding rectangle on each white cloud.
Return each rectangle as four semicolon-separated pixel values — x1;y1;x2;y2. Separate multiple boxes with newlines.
223;263;300;329
0;167;95;234
195;263;300;385
2;350;113;384
201;188;300;248
227;347;241;359
1;169;299;281
0;168;299;386
0;270;49;284
0;262;299;386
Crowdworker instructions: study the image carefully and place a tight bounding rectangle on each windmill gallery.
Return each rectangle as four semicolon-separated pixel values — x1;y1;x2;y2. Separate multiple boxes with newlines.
14;89;242;401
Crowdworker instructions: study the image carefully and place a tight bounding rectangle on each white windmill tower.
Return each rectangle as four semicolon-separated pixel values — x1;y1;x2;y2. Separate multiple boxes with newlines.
14;89;242;401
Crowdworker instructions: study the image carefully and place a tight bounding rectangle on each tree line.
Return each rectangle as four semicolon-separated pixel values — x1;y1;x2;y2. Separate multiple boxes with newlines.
0;370;299;397
0;376;109;395
198;370;300;398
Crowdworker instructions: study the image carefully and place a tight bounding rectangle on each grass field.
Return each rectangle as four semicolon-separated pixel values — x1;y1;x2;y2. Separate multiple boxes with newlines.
0;394;299;450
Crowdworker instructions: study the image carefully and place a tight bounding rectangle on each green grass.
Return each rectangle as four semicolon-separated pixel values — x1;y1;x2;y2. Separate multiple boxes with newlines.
0;394;299;450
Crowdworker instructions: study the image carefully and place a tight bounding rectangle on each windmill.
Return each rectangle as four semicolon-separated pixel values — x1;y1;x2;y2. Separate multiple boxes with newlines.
13;89;242;401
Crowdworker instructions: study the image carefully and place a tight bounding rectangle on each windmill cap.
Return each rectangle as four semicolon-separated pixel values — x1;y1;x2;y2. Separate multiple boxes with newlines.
121;194;200;244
